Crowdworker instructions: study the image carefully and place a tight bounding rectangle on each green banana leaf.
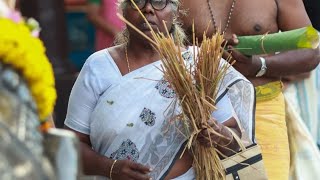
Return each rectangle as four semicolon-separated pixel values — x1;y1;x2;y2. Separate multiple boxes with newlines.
234;25;319;55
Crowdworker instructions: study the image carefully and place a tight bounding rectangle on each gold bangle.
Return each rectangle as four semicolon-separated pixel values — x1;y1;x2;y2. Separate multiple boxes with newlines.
109;159;118;180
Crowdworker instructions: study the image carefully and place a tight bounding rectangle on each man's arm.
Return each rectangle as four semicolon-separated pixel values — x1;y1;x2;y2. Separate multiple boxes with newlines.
263;0;319;77
277;0;310;30
263;48;319;77
86;0;120;36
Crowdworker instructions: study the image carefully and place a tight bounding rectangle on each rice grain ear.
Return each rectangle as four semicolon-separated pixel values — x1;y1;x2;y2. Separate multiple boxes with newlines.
155;28;233;180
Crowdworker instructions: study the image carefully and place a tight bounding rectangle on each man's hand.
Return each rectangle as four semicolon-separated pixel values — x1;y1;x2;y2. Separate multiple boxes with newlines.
224;34;262;77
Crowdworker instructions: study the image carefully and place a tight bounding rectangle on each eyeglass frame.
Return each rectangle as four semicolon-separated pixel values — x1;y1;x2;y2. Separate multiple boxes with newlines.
129;0;170;11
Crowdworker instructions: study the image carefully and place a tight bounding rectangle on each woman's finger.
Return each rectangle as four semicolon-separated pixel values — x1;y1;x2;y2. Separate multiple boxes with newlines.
207;123;221;133
198;137;214;147
197;136;208;143
199;129;210;138
208;118;218;127
129;161;151;173
206;142;216;147
198;135;216;147
200;130;220;141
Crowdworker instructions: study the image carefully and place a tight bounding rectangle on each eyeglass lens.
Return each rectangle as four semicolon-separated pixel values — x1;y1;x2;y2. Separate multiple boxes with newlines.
130;0;168;10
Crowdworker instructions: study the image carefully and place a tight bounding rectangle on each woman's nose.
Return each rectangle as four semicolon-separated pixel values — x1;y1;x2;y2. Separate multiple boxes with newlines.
143;2;155;14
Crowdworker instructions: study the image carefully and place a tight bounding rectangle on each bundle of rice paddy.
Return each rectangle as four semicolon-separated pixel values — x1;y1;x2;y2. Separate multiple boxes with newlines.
154;30;232;180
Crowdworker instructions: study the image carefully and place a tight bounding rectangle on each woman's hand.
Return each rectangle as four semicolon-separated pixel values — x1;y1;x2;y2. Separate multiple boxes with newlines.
197;119;233;148
111;159;152;180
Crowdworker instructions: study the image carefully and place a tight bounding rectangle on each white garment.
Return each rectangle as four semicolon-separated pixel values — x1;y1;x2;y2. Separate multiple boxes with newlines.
171;167;196;180
285;88;320;180
66;49;234;135
65;47;255;180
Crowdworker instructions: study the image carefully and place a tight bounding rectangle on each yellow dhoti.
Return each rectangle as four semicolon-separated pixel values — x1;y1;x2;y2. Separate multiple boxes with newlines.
255;81;290;180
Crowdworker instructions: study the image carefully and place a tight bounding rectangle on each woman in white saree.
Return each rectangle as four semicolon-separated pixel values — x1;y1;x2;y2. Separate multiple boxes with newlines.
64;0;256;179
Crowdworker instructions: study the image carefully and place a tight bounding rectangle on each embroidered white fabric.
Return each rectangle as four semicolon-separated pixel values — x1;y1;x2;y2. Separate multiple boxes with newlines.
65;49;233;135
65;47;255;180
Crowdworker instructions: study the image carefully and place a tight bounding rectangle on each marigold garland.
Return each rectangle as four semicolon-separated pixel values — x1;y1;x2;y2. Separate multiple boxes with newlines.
0;18;56;125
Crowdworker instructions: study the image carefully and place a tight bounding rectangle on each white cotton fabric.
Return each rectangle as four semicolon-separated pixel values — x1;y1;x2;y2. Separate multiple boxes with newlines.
65;49;233;135
65;47;255;180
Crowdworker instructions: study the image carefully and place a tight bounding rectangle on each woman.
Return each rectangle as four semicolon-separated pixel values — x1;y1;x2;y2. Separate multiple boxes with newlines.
64;0;255;179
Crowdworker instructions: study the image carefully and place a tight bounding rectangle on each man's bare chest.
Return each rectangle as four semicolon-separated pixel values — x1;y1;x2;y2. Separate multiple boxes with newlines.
227;1;279;37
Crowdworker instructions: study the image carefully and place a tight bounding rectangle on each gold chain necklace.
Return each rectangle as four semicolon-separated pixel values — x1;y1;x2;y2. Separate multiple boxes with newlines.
207;0;236;34
125;46;131;73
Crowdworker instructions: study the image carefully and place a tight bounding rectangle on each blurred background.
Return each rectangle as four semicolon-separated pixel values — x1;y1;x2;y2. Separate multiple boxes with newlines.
16;0;320;128
18;0;94;128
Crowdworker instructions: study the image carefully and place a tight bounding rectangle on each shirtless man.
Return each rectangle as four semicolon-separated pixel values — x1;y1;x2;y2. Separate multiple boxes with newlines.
180;0;319;86
179;0;320;179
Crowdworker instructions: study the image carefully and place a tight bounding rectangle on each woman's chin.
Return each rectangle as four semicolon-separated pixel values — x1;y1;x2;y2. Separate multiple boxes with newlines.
144;30;154;38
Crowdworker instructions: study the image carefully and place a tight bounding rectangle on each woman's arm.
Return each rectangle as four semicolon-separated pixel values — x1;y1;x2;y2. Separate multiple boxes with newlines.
64;126;152;180
64;55;152;179
64;126;111;176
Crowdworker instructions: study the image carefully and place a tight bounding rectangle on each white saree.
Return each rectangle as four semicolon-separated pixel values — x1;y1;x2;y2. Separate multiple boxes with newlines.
65;47;255;180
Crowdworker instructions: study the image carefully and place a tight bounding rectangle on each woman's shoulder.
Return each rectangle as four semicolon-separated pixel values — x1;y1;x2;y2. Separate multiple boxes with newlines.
83;46;120;70
77;46;122;93
86;49;111;65
80;46;122;79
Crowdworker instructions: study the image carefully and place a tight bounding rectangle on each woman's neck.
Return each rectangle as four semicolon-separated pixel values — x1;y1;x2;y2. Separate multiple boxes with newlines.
126;40;160;63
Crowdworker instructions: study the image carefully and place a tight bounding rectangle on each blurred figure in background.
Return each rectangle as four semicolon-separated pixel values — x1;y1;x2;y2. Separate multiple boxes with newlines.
87;0;124;50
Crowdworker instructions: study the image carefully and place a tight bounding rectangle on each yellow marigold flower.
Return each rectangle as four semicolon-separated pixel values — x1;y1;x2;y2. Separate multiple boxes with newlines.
0;18;56;124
